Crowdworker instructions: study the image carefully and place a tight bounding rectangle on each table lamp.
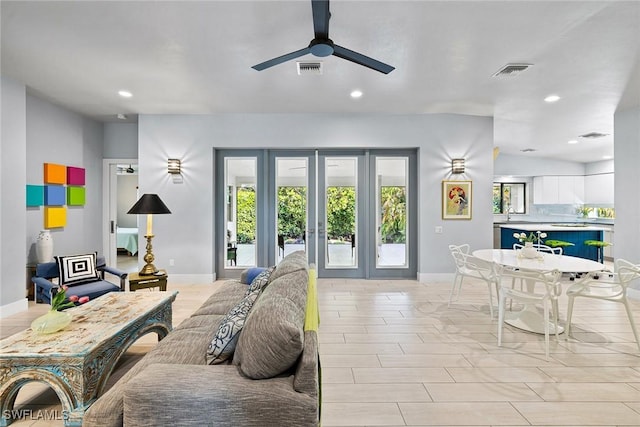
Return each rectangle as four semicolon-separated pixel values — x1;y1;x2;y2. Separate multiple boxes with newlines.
127;194;171;275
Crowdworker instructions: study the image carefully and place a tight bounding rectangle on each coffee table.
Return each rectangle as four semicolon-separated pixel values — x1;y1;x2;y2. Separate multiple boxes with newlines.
0;291;178;427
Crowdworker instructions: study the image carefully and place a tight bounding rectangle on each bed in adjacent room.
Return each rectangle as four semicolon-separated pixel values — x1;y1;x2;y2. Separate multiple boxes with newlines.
117;227;138;256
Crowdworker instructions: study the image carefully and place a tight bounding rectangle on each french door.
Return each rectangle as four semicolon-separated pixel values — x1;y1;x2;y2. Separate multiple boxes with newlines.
215;149;416;279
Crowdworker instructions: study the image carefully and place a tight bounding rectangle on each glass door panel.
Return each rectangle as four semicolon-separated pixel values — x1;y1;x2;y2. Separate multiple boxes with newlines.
276;157;308;263
225;157;257;268
325;157;357;268
376;157;408;267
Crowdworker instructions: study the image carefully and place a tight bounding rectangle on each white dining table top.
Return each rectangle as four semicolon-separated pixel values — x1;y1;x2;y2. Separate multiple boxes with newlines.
472;248;608;273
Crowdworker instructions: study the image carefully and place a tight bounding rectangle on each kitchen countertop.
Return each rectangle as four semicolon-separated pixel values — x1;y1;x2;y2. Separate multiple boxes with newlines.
498;223;608;231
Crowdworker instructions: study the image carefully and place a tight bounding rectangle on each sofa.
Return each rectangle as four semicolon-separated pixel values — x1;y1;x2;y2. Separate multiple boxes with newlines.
84;250;320;427
32;253;127;304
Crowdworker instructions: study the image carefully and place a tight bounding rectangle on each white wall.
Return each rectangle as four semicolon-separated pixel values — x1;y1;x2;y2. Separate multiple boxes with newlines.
494;153;585;177
1;77;28;315
117;174;138;227
138;113;494;282
25;95;104;263
614;106;640;272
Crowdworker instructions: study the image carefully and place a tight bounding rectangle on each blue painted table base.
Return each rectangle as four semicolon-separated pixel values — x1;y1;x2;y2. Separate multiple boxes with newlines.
0;292;177;427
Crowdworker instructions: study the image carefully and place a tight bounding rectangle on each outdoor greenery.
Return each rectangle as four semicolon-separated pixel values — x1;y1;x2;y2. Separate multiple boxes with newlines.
235;185;407;245
278;187;306;239
380;186;406;243
236;187;256;243
326;187;355;240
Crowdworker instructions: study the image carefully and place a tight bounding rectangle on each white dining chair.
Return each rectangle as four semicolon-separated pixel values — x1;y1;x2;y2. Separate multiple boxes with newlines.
448;246;499;318
496;266;562;360
513;243;562;255
565;258;640;351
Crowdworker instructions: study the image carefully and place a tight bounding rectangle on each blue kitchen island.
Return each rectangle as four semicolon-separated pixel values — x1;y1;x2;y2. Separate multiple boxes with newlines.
500;223;606;261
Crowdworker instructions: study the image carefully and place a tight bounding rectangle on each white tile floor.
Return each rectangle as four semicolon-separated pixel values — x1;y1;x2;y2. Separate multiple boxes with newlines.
3;274;640;426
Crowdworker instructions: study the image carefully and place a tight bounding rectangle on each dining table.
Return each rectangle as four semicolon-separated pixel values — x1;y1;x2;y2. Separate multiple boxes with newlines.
472;248;608;334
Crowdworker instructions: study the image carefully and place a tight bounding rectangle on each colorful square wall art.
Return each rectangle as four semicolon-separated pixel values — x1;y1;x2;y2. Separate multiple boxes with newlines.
44;206;66;228
44;163;66;185
67;166;85;186
44;185;66;206
67;186;86;206
26;185;44;206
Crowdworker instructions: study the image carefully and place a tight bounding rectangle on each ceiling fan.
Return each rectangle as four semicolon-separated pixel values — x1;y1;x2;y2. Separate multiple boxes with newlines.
252;0;395;74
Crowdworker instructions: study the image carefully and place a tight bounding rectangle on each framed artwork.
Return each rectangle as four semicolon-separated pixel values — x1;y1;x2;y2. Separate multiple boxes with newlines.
442;180;472;220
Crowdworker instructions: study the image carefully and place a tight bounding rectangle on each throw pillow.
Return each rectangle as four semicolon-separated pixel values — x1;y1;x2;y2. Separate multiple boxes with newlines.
245;266;275;295
56;252;100;286
240;267;267;285
206;288;261;364
233;268;308;379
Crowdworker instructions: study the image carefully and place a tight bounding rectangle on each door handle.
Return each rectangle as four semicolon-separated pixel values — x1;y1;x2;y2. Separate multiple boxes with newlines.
110;221;115;234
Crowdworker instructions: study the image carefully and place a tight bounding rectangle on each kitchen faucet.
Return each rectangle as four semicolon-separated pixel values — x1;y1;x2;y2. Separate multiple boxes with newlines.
506;206;515;222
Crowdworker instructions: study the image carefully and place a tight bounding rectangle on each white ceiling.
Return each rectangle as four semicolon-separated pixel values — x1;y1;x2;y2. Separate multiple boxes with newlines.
2;1;639;163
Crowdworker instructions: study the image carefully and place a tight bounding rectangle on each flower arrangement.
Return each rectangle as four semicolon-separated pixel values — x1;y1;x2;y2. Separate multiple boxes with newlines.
513;231;547;244
51;285;90;311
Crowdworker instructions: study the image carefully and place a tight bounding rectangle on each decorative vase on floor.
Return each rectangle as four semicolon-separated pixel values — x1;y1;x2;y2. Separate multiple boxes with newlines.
36;230;54;263
31;310;72;334
521;241;538;259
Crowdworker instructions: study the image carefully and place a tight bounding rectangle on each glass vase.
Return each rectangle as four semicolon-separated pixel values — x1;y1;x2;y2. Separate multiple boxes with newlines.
31;310;72;334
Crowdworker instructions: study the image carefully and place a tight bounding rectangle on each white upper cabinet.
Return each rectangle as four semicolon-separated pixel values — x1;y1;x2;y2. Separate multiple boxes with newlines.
533;176;584;204
584;173;614;204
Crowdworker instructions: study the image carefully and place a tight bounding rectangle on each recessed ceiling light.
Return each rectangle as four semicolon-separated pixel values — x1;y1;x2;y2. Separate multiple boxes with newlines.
603;155;612;159
568;140;578;144
350;90;363;99
118;90;133;98
544;94;560;103
117;114;128;120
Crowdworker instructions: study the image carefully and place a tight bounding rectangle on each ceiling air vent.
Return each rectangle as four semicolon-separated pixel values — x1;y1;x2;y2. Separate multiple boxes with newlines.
579;132;609;139
297;61;323;75
492;63;532;77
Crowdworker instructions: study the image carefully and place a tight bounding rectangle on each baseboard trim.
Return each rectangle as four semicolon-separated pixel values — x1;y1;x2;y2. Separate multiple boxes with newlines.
0;298;29;318
165;274;215;285
418;273;455;283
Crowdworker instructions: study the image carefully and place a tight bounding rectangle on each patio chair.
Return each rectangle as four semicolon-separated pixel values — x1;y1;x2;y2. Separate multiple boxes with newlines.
565;258;640;351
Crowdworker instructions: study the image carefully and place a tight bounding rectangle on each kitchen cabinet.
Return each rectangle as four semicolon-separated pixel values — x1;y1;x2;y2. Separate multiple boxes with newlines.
533;176;584;204
584;174;614;204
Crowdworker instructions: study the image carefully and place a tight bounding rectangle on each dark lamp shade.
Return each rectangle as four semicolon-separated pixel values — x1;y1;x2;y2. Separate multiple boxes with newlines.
127;194;171;215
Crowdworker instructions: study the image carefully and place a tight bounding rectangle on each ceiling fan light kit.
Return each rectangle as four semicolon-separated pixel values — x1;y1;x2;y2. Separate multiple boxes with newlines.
252;0;394;74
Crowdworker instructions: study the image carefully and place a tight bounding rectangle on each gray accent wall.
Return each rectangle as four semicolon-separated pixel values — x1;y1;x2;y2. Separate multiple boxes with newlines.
1;77;27;312
614;106;640;279
24;95;104;264
104;122;138;158
137;113;495;280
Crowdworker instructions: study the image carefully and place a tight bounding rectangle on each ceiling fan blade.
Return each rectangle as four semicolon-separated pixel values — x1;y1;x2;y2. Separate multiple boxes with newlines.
252;47;311;71
333;44;395;74
311;0;330;39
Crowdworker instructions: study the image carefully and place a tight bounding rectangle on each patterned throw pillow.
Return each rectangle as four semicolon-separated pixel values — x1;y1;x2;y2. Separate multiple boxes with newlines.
245;266;275;295
206;267;274;364
56;252;100;286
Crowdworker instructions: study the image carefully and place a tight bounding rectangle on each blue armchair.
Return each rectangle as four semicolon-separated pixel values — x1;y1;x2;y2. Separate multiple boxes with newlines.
32;255;127;304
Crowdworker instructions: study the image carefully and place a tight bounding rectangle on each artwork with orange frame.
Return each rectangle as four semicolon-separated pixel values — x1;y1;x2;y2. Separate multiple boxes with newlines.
442;180;472;220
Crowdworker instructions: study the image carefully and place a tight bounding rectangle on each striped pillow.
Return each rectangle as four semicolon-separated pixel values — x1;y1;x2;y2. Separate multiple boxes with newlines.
56;252;100;286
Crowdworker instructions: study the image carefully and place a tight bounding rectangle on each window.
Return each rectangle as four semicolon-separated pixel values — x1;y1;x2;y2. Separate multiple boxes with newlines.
493;183;526;214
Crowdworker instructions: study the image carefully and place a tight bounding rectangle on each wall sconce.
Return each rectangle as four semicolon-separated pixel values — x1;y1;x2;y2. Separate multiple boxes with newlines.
451;158;465;174
168;158;181;174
